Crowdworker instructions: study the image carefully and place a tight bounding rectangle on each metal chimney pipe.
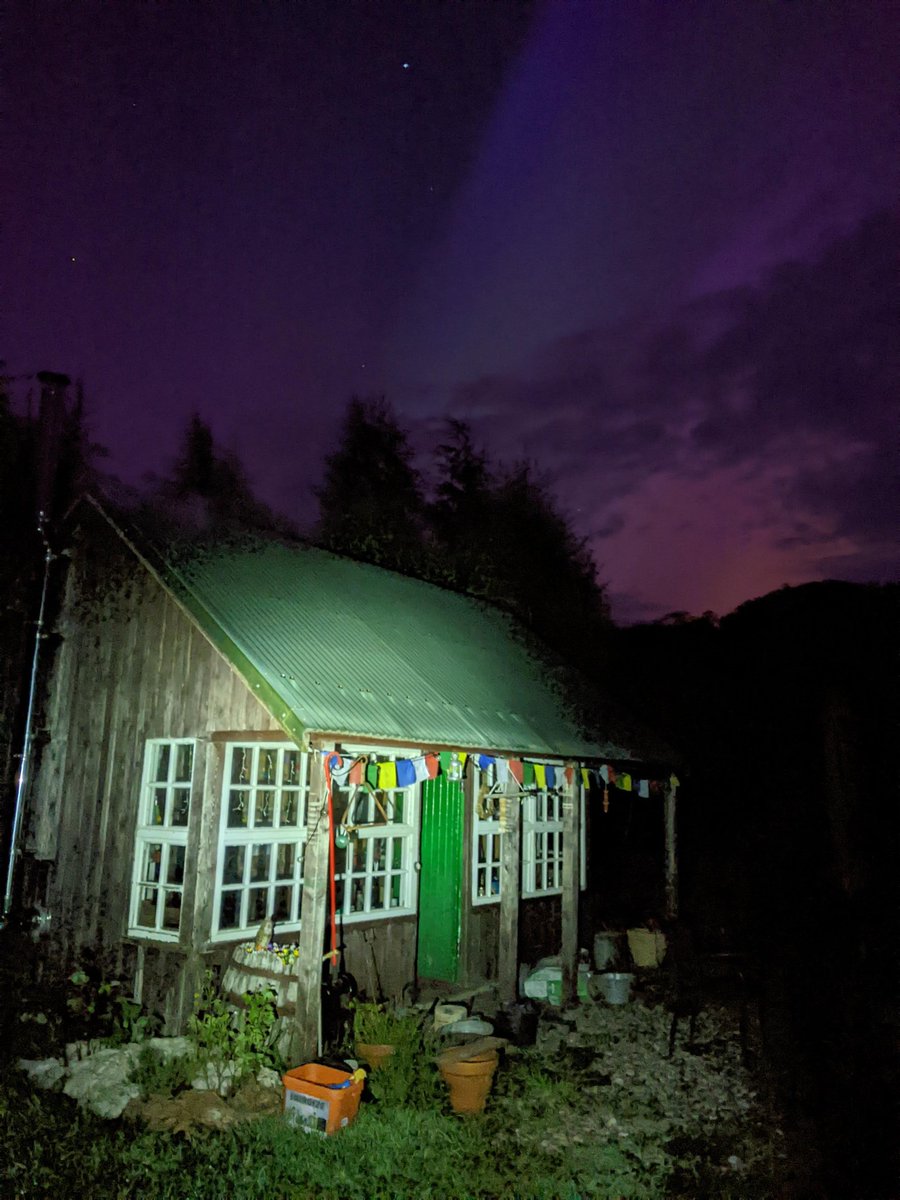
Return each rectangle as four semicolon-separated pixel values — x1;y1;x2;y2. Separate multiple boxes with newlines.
2;512;54;923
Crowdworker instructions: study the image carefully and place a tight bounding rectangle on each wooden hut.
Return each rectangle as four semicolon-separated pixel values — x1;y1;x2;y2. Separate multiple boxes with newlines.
21;497;675;1054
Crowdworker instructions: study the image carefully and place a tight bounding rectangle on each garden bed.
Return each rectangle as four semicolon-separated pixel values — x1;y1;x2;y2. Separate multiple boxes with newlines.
2;981;802;1199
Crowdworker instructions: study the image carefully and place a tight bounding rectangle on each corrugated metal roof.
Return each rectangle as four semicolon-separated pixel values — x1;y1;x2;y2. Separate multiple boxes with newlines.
156;538;631;760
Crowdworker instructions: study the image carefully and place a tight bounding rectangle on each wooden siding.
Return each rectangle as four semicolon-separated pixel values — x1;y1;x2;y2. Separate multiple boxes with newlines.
25;520;282;1025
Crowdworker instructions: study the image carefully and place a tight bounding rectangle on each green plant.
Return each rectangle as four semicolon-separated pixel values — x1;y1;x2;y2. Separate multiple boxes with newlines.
187;971;282;1094
65;966;160;1046
129;1043;194;1099
350;999;414;1046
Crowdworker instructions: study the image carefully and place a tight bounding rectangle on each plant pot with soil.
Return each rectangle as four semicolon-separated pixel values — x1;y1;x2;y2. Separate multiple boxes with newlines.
350;1001;411;1069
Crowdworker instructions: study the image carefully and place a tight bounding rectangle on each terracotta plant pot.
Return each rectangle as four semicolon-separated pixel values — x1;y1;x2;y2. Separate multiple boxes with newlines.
439;1049;498;1113
355;1041;395;1070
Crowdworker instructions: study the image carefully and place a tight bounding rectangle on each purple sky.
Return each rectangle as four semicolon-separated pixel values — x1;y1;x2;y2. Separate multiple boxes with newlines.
5;1;899;622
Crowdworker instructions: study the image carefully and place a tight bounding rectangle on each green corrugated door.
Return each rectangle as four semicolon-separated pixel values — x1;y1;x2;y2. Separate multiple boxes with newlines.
416;776;463;982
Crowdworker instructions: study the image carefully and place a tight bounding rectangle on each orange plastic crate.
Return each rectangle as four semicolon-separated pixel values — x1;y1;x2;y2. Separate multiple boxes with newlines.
282;1063;363;1134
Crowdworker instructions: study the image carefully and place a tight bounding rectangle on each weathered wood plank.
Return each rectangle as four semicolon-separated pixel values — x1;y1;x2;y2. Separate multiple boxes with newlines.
497;776;521;1004
560;766;580;1005
291;748;330;1062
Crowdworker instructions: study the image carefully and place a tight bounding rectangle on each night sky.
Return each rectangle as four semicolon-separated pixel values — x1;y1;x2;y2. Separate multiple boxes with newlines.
5;1;899;622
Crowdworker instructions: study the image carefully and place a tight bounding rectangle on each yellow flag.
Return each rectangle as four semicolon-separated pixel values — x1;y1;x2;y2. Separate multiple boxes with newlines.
378;761;398;790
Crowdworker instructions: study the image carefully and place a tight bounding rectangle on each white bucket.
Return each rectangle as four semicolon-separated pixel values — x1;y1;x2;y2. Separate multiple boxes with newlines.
593;931;622;971
597;972;634;1005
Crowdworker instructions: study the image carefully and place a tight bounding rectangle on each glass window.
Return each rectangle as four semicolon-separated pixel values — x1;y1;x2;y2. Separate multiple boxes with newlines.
331;762;417;921
213;743;309;941
470;762;585;903
129;739;196;940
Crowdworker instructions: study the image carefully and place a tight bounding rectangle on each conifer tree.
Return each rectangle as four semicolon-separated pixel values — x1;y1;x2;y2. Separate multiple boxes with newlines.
313;396;427;574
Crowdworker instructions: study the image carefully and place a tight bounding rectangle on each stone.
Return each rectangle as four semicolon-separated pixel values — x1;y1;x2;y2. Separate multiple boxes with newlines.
64;1045;142;1118
17;1057;66;1089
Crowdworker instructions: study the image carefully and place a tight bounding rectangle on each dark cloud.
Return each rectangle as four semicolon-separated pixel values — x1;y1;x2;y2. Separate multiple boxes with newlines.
443;211;899;618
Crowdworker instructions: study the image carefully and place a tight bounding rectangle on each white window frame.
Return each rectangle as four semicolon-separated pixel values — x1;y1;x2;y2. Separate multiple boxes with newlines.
211;742;309;943
470;763;586;904
330;747;420;924
521;788;565;898
129;738;196;942
473;788;502;906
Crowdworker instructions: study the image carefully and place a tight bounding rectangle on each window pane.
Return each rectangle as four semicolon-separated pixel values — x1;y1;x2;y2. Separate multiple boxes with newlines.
175;743;193;783
250;844;271;883
137;888;158;928
152;788;167;825
140;842;162;883
333;842;347;877
371;875;386;910
274;885;292;921
393;793;404;822
223;844;245;885
231;747;251;785
219;891;240;930
254;790;274;828
154;744;171;783
282;750;300;786
280;791;299;826
162;891;181;931
166;844;185;885
391;839;403;869
372;837;386;870
275;843;295;879
477;834;487;864
171;788;191;827
258;751;277;785
227;789;248;827
249;887;268;923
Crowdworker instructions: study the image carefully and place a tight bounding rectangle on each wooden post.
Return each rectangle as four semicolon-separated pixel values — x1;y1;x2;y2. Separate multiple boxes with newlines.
664;775;679;920
497;775;521;1004
560;765;580;1006
291;748;329;1063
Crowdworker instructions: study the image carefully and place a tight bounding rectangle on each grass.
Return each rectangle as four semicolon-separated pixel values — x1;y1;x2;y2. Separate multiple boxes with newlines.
1;1044;789;1200
0;948;791;1199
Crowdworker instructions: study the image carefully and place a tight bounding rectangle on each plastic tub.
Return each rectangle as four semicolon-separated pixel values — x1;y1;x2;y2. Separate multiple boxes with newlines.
596;972;634;1005
444;1017;493;1037
433;1003;468;1031
283;1063;363;1133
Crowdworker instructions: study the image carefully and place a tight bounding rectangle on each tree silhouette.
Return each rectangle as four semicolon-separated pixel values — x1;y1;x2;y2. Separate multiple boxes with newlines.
313;396;427;574
429;418;493;592
157;413;282;533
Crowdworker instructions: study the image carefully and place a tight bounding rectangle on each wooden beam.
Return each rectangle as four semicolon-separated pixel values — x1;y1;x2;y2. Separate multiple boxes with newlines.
290;749;330;1063
497;776;521;1004
664;776;679;920
560;766;580;1006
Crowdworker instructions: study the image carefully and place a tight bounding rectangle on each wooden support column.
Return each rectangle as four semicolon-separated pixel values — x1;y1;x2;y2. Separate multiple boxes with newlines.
560;764;580;1006
664;775;679;920
177;737;222;1032
497;775;521;1004
291;748;329;1063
